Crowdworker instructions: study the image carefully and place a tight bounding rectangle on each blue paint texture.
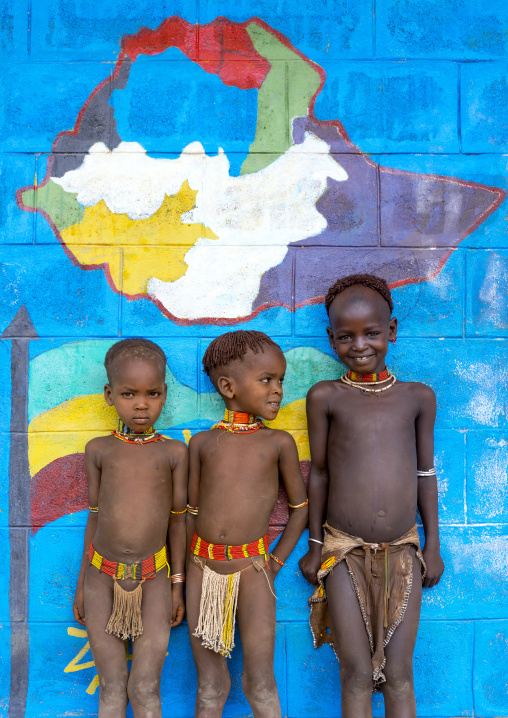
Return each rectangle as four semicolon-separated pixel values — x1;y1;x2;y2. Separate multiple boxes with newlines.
1;1;508;716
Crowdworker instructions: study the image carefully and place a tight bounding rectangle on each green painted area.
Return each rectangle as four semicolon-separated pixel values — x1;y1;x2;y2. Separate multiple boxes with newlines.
28;339;196;425
22;180;84;231
29;341;341;427
241;23;322;175
281;347;343;406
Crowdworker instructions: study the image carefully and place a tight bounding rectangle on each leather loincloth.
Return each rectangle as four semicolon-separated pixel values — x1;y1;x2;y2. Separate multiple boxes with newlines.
309;523;426;689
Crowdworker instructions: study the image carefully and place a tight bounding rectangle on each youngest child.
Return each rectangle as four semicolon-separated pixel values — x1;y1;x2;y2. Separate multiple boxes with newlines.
73;338;188;718
187;330;308;718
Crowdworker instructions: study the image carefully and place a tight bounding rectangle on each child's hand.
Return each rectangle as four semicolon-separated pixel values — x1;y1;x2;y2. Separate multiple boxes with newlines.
298;545;322;585
171;584;185;627
422;546;444;588
73;585;86;626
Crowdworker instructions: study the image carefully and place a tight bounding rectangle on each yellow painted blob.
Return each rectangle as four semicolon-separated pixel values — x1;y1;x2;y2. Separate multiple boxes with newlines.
60;182;218;296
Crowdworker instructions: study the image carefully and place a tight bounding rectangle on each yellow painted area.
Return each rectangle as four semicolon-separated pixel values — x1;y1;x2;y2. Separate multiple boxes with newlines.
182;429;192;445
60;182;218;296
265;399;310;461
28;394;114;476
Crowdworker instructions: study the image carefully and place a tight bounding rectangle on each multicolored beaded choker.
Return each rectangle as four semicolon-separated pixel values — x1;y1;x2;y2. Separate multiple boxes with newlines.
112;419;164;444
347;368;390;383
212;409;264;434
341;368;396;394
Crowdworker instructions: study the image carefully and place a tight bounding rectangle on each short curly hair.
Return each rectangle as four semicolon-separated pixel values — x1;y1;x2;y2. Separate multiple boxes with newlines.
202;330;280;385
325;274;393;315
104;338;166;383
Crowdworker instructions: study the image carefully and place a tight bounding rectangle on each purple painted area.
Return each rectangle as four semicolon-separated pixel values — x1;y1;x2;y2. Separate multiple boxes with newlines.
253;116;504;310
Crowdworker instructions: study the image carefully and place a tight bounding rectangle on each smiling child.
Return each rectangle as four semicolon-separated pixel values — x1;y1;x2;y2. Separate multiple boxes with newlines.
186;330;307;718
299;274;444;718
73;338;188;718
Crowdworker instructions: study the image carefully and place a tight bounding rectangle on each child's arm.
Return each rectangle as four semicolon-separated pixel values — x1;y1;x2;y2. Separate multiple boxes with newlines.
299;384;330;585
168;441;189;627
73;440;101;625
415;385;445;588
185;435;201;567
268;432;308;575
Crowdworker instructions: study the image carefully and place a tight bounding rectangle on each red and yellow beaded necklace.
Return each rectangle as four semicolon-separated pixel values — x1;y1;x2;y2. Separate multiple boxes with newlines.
341;367;396;394
112;419;164;444
212;409;264;434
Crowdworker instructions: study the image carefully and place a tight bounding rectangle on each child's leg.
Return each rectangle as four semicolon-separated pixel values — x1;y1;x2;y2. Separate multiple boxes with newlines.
236;561;280;718
84;567;130;717
381;552;422;718
187;559;232;718
128;569;172;718
326;560;374;718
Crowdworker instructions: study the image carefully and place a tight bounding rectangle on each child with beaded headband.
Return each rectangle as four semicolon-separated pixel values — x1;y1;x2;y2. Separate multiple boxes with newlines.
72;338;188;718
299;274;444;718
186;330;307;718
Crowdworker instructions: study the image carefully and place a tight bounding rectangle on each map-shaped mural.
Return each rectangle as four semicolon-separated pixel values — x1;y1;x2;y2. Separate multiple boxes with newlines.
16;17;505;324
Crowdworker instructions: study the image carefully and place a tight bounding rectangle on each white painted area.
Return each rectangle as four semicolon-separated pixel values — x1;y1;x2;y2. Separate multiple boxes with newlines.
53;133;347;319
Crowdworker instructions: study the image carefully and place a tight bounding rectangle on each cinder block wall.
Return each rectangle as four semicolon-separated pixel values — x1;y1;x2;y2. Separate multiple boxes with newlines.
1;2;507;717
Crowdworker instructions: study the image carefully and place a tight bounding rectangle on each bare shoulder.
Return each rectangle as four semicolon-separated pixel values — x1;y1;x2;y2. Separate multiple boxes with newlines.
188;429;212;454
398;380;436;408
160;436;188;462
307;379;337;406
85;435;110;458
267;427;298;453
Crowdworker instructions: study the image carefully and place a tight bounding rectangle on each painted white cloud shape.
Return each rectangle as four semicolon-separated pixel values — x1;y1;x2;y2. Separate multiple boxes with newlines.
53;133;347;319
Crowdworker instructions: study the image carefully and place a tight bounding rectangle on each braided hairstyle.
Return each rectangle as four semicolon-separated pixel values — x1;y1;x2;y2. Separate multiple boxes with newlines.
325;274;393;315
105;338;166;383
202;330;280;387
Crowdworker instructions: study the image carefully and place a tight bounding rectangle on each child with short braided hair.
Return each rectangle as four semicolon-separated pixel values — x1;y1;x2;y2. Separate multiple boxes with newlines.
187;330;307;718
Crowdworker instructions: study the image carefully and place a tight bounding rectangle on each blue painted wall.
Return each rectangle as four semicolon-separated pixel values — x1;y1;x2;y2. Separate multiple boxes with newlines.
1;2;508;717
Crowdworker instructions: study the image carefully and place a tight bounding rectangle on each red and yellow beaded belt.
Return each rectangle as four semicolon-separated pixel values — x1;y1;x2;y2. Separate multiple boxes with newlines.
191;532;268;561
89;543;169;580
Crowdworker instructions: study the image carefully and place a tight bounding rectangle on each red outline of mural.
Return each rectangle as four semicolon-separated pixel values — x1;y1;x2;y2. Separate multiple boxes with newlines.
16;16;506;327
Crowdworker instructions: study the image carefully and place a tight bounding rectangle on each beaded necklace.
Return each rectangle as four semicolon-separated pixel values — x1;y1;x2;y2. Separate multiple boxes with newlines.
341;368;396;395
112;419;164;444
212;409;264;434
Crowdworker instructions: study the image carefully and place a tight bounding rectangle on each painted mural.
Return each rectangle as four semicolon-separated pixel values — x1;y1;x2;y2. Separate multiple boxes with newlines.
2;3;508;717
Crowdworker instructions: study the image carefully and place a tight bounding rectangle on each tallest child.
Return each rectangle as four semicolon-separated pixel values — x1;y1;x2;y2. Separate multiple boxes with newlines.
299;274;444;718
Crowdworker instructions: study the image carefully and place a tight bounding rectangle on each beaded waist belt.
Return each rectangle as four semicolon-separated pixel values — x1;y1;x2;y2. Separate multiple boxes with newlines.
89;543;169;580
191;532;268;561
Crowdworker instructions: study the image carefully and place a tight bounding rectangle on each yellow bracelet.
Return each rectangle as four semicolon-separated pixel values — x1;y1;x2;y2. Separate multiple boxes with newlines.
171;507;187;514
269;553;284;567
288;499;309;509
187;504;199;516
89;506;99;513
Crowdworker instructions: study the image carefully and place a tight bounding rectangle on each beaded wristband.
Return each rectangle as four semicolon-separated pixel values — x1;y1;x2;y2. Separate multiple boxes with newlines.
171;573;186;584
171;507;187;514
288;499;309;509
89;506;99;513
269;553;284;567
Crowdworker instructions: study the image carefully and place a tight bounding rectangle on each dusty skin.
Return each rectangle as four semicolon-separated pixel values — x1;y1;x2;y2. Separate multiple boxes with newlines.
73;356;188;718
187;344;308;718
299;284;444;718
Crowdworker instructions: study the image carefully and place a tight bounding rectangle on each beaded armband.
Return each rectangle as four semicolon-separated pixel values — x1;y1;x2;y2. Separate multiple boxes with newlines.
269;553;284;568
89;506;99;513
